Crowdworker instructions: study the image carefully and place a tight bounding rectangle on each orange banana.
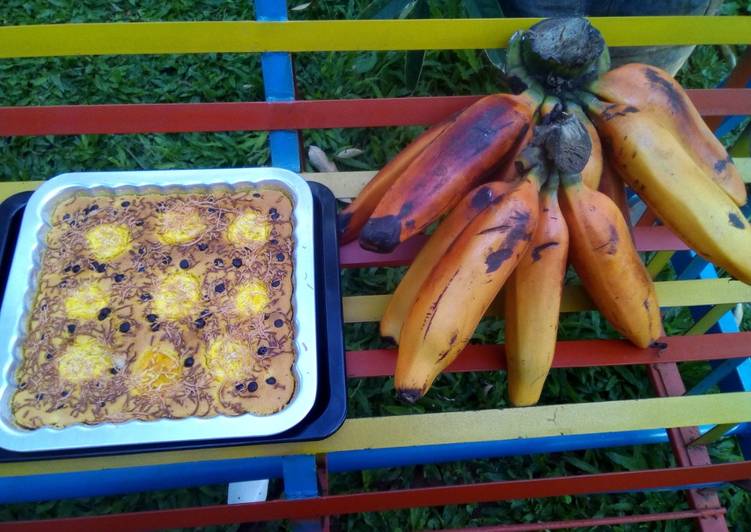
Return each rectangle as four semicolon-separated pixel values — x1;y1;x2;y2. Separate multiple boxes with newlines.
395;163;542;402
588;63;747;206
559;171;663;349
338;117;454;244
598;157;632;231
504;173;568;406
380;180;515;344
359;92;539;253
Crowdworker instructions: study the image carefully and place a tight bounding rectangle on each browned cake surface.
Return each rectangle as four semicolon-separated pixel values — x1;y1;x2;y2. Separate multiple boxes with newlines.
12;188;297;429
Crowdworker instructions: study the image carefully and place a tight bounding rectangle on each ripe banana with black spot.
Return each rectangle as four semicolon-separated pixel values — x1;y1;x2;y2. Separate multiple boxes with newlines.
380;180;515;344
338;117;454;244
504;172;568;406
359;92;540;253
559;169;663;349
588;63;747;206
580;92;751;285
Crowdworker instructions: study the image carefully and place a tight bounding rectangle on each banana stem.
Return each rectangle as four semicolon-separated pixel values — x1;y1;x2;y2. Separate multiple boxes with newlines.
505;31;524;73
528;166;546;191
540;95;563;125
543;170;560;194
543;114;592;175
574;91;607;114
560;171;583;187
505;30;546;104
593;45;611;76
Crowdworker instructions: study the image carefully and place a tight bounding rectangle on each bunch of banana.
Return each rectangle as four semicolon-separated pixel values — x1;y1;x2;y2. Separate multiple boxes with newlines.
338;16;749;406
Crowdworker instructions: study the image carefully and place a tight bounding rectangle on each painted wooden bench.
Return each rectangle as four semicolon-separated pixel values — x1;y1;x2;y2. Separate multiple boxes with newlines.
1;4;750;530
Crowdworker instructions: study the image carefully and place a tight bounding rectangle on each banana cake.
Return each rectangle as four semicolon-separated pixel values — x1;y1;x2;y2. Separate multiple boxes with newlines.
12;188;297;429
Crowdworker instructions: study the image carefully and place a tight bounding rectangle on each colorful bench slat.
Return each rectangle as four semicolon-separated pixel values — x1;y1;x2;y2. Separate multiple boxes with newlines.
1;90;750;136
1;16;750;59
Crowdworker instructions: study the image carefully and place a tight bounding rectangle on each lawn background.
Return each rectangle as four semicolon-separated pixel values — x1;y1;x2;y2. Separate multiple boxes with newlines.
1;1;751;530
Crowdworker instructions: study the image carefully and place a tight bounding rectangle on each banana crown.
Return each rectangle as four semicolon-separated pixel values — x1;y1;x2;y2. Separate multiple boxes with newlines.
509;17;609;94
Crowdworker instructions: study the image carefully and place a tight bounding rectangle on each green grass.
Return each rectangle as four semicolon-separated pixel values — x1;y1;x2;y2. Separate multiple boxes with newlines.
2;1;751;530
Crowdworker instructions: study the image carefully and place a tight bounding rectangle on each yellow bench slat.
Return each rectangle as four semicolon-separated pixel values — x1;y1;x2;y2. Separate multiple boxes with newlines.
1;17;750;59
0;157;748;204
2;391;749;477
343;279;751;323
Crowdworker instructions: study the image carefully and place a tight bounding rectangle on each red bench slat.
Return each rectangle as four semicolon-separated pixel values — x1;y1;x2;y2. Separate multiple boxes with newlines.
345;331;751;378
0;89;749;136
7;462;750;530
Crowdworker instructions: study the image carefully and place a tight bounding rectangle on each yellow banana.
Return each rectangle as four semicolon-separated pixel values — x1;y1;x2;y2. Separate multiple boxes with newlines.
580;92;751;285
588;63;747;206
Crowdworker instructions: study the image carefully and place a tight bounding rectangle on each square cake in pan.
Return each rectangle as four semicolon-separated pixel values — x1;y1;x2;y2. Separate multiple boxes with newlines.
12;188;298;429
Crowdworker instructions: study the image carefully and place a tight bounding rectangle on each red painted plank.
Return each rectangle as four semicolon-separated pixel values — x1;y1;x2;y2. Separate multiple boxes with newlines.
340;226;685;268
6;462;751;531
705;49;751;130
438;509;726;532
632;226;686;252
0;89;749;137
339;235;429;268
345;331;751;378
686;88;751;117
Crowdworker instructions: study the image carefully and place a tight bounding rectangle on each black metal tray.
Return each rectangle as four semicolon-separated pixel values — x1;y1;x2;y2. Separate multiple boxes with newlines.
0;180;346;461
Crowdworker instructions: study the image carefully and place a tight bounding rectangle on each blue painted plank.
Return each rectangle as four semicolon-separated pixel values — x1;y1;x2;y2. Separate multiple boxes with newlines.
256;6;313;528
687;358;748;395
257;0;301;171
283;455;320;532
3;424;747;504
0;458;284;504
